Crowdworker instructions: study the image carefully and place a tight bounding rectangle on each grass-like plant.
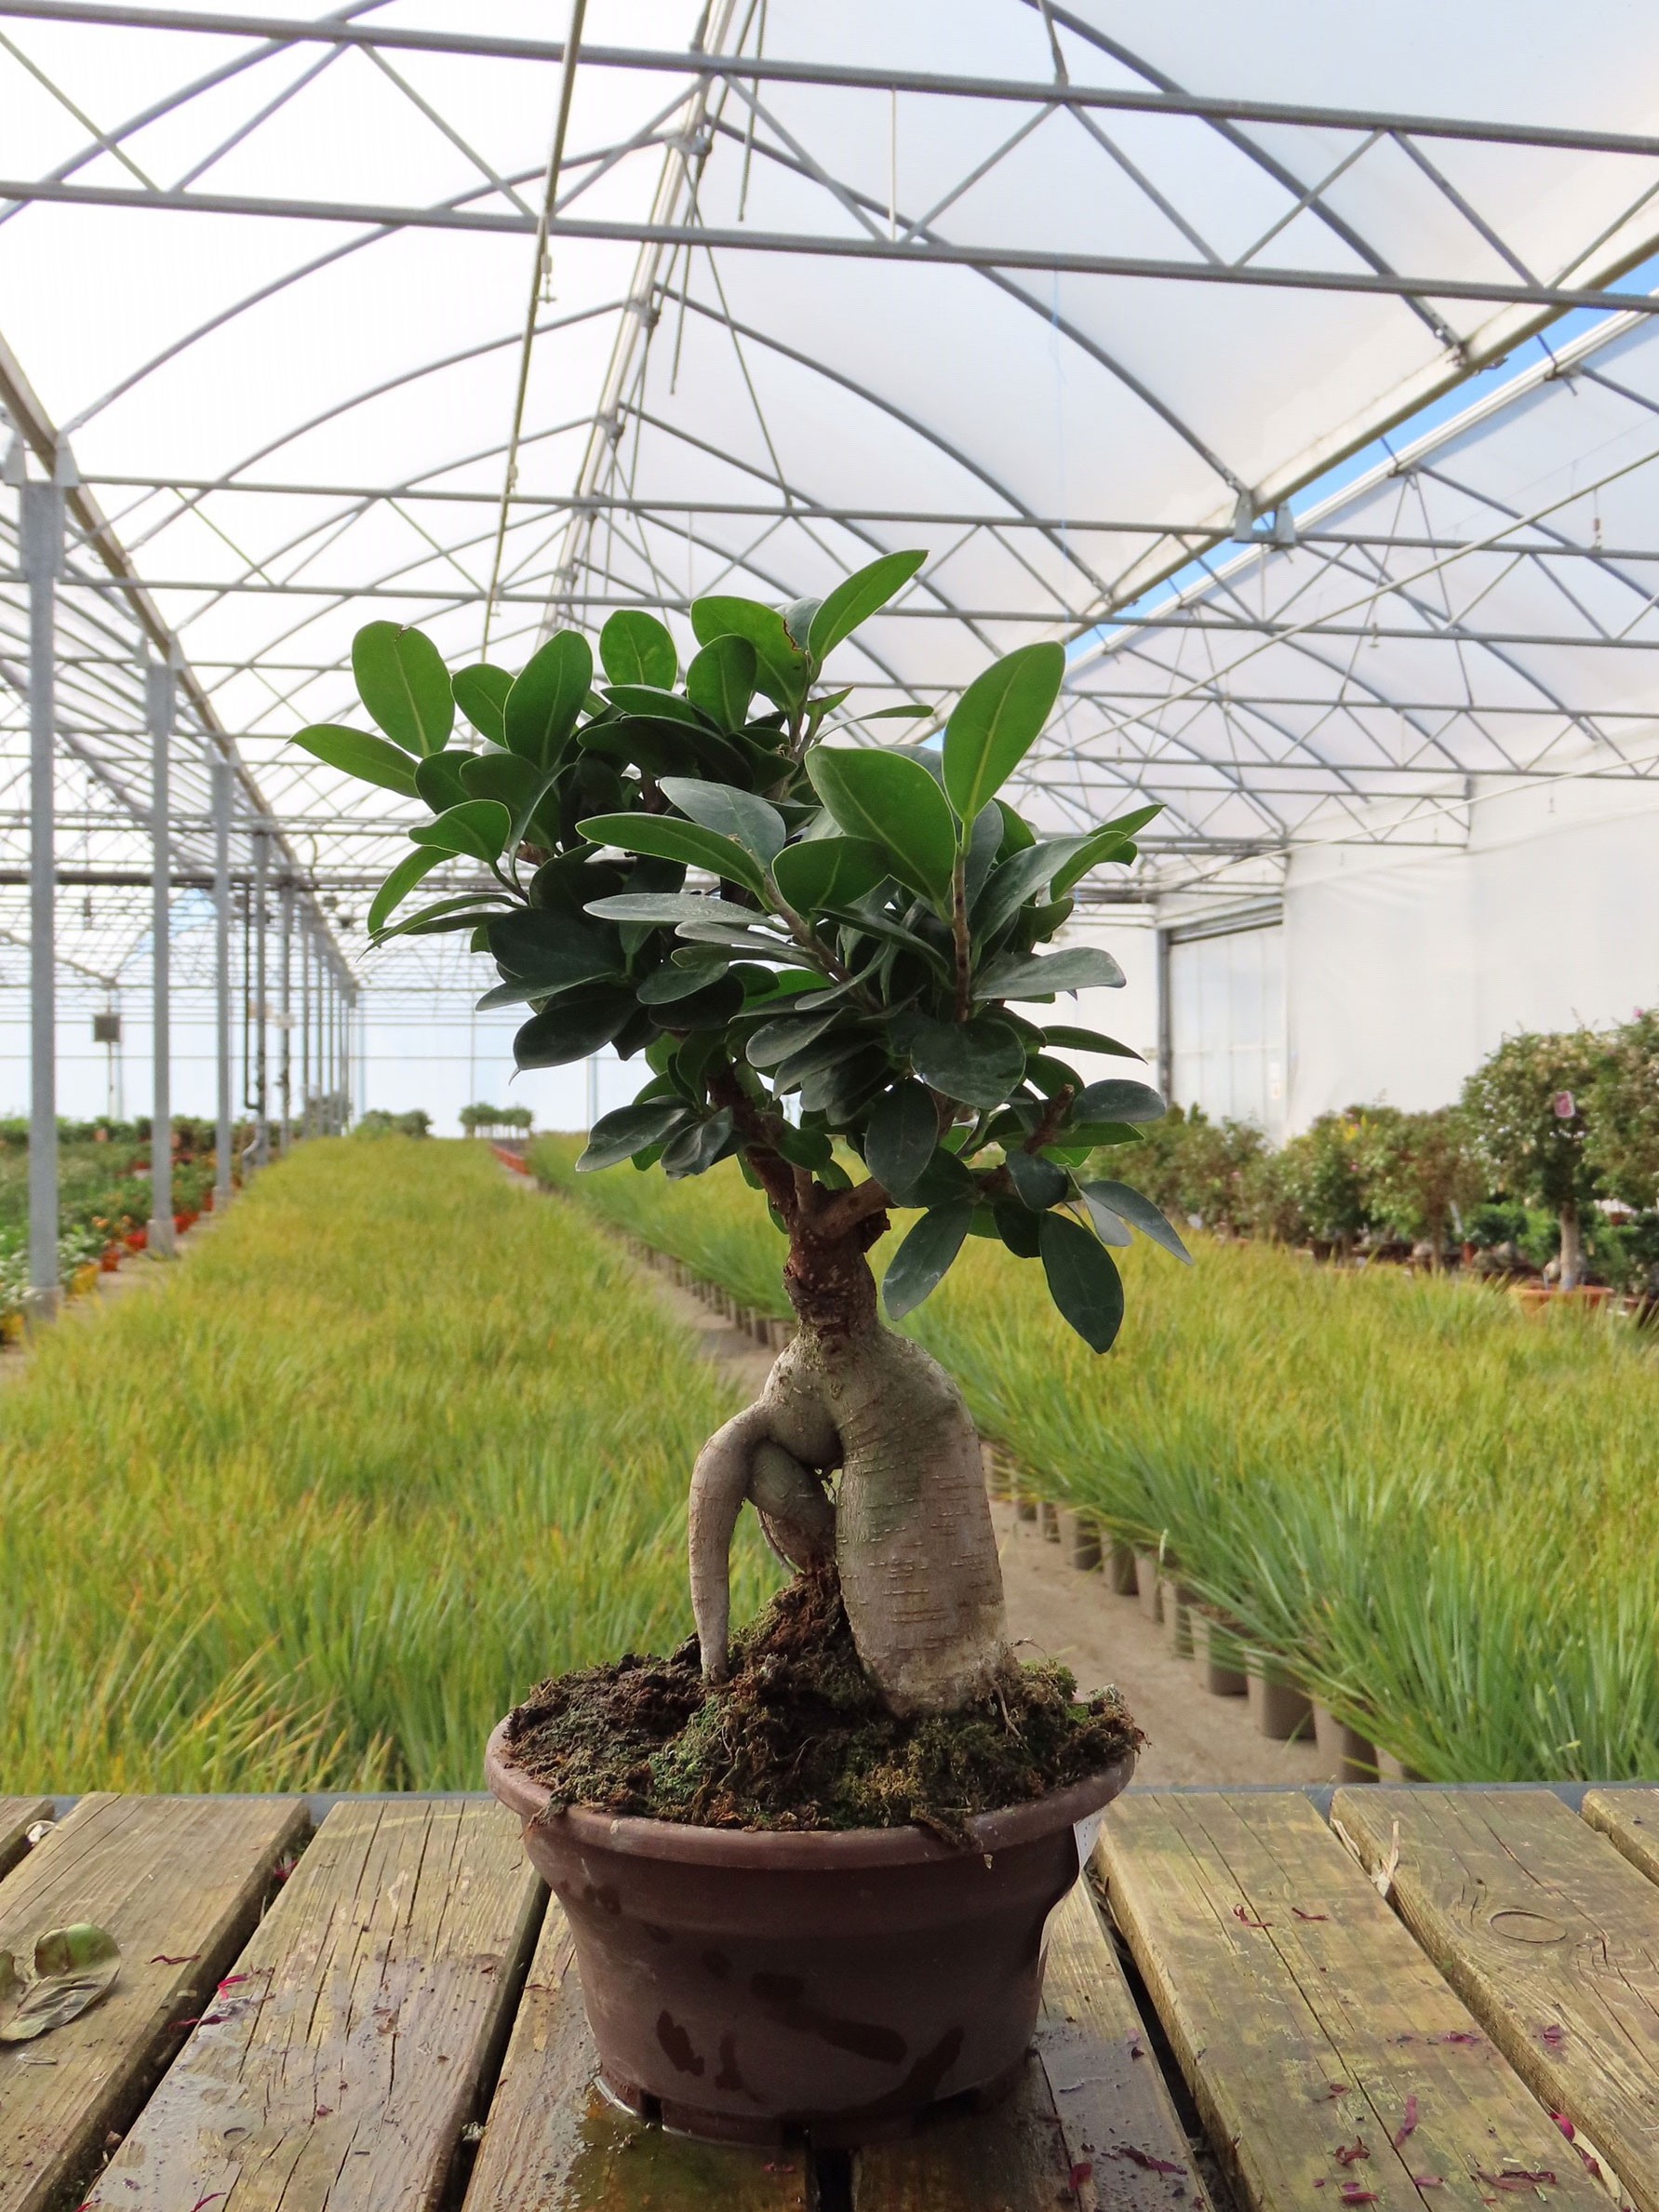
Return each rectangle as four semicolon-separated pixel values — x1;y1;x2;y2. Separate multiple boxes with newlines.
297;560;1186;1719
0;1139;774;1792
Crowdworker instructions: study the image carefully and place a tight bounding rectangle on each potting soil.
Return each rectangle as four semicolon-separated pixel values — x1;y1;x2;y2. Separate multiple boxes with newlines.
502;1564;1142;1843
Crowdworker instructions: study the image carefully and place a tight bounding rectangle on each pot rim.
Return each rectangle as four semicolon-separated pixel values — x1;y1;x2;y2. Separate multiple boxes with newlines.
485;1717;1134;1869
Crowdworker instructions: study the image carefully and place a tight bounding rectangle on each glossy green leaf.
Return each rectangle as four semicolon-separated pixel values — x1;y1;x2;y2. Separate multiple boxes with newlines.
863;702;933;721
975;945;1126;999
452;662;514;745
514;985;634;1068
770;835;891;914
686;636;758;730
863;1079;938;1200
1075;1077;1167;1124
745;1007;843;1069
371;892;515;945
658;776;785;862
941;641;1064;825
585;892;781;932
408;799;512;863
579;1099;694;1171
994;1201;1042;1258
807;549;927;664
602;683;703;727
599;609;677;689
883;1202;974;1320
505;631;593;767
637;954;729;1004
662;1109;736;1179
909;1015;1026;1110
1078;1187;1134;1248
577;812;766;897
1082;1177;1193;1263
291;723;419;798
461;751;559;846
1038;1212;1126;1352
1050;828;1135;897
1005;1147;1068;1210
1042;1025;1143;1061
690;596;809;710
367;847;446;935
912;1144;978;1205
414;751;470;815
351;621;454;756
806;747;957;908
973;834;1111;938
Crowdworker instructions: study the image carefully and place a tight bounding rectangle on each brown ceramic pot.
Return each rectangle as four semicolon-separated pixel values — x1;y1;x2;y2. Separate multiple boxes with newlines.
486;1719;1134;2144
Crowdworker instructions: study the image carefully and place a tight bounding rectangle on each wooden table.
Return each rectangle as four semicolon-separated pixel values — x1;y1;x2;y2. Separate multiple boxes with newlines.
4;1784;1659;2212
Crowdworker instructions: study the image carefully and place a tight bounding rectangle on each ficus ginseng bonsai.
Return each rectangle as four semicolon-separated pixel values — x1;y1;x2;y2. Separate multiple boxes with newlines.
297;550;1189;1726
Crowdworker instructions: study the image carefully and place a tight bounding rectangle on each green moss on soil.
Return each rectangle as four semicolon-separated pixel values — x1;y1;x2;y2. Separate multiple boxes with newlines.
502;1565;1141;1843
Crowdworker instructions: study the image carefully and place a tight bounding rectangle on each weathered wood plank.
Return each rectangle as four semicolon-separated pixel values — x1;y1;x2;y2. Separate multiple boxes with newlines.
1584;1789;1659;1888
1099;1790;1605;2212
0;1797;52;1882
852;1879;1204;2212
87;1796;542;2212
1038;1879;1211;2212
0;1790;306;2212
463;1891;810;2212
1336;1786;1659;2212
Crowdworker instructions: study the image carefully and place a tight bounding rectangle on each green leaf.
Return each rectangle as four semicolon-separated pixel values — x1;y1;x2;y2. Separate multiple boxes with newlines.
414;751;470;815
368;848;446;935
600;609;677;689
910;1015;1026;1110
578;812;767;898
1042;1025;1143;1061
351;622;454;756
690;596;809;710
745;1007;843;1069
770;836;891;913
453;662;514;745
371;892;515;945
585;892;781;932
1084;1178;1192;1262
864;1079;938;1200
601;683;703;727
1075;1078;1166;1124
994;1201;1042;1258
1005;1148;1067;1210
806;747;957;908
1050;827;1136;897
1078;1187;1134;1248
974;834;1111;938
941;641;1065;824
662;1109;736;1179
506;632;593;767
461;751;557;845
807;549;927;664
638;954;729;1004
883;1202;974;1320
686;636;758;730
515;985;635;1068
408;799;512;863
291;723;419;798
912;1145;978;1205
1038;1212;1126;1351
975;945;1126;999
579;1099;693;1171
658;776;785;863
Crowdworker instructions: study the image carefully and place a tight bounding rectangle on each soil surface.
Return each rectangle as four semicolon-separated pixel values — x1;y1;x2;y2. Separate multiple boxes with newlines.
502;1564;1142;1842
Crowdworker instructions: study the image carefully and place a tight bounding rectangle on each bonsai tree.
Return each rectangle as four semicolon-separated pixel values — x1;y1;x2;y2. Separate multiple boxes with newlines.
296;555;1187;1718
1462;1030;1607;1290
1354;1104;1487;1266
1587;1010;1659;1209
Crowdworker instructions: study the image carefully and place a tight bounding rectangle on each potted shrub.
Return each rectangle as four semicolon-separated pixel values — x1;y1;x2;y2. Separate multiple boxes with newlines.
1462;1030;1607;1293
296;556;1189;2139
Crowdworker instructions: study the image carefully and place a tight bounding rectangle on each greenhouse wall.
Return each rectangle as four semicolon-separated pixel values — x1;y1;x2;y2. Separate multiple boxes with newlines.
1283;777;1659;1128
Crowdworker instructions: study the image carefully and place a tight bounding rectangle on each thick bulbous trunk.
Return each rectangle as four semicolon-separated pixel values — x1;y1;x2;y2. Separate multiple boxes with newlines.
687;1227;1009;1717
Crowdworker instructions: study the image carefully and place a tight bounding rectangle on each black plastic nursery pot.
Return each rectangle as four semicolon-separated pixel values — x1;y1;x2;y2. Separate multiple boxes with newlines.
486;1718;1135;2145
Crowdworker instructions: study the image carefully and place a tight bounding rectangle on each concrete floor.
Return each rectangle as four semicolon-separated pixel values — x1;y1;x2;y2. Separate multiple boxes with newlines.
640;1258;1330;1790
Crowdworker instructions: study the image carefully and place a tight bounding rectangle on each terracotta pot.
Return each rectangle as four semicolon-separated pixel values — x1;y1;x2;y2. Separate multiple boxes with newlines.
1190;1613;1248;1697
1246;1661;1314;1742
1105;1540;1138;1597
1057;1508;1101;1573
486;1719;1134;2145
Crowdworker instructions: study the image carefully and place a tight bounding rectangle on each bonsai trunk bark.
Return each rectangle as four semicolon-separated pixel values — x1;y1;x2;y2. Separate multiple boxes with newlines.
687;1223;1009;1717
1559;1200;1585;1292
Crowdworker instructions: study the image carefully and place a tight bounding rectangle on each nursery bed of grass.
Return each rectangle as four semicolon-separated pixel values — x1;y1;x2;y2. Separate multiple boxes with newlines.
538;1136;1659;1784
0;1137;775;1795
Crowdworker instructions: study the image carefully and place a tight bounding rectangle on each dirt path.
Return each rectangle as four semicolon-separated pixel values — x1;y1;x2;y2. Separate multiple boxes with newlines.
625;1249;1329;1790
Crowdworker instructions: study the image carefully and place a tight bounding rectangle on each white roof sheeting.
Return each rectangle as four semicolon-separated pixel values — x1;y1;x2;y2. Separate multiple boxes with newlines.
3;1;1659;991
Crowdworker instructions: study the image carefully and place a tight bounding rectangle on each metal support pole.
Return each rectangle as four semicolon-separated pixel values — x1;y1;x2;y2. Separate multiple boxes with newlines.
146;657;176;1256
299;913;311;1136
278;878;293;1154
21;477;63;1307
320;960;333;1131
212;752;233;1203
1155;926;1173;1106
253;827;269;1167
340;984;352;1131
